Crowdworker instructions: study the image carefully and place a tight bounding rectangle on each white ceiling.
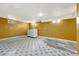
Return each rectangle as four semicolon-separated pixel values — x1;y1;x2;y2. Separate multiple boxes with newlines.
0;3;76;22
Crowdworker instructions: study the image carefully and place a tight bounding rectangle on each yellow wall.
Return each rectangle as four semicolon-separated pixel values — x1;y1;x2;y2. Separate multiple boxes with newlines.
0;17;29;39
77;3;79;17
77;24;79;53
37;18;76;41
77;3;79;53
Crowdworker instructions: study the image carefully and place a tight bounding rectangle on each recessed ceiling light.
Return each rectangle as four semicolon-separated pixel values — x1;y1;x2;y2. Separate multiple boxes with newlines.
39;12;44;17
31;21;37;28
52;20;61;23
57;20;61;23
37;10;44;17
52;20;56;23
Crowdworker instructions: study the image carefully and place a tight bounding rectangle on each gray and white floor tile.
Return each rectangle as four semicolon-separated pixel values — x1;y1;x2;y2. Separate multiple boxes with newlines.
0;36;78;56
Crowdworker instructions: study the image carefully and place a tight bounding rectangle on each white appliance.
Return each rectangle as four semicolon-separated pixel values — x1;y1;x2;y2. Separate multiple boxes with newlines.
27;28;38;38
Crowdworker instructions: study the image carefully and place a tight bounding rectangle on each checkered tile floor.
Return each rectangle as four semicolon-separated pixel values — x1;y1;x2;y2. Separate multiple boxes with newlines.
0;36;78;56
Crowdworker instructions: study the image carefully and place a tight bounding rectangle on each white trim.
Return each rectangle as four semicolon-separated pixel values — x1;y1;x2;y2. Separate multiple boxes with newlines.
39;36;76;43
0;35;76;43
0;35;26;41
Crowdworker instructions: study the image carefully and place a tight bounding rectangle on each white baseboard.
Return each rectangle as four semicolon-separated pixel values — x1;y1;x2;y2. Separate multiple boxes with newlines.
0;35;26;41
39;36;76;43
0;35;76;43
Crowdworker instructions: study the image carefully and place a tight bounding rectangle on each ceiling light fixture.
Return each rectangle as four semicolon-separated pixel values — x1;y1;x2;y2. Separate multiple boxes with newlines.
31;21;37;28
57;20;61;23
52;20;61;23
38;12;44;17
37;10;44;17
52;20;56;23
